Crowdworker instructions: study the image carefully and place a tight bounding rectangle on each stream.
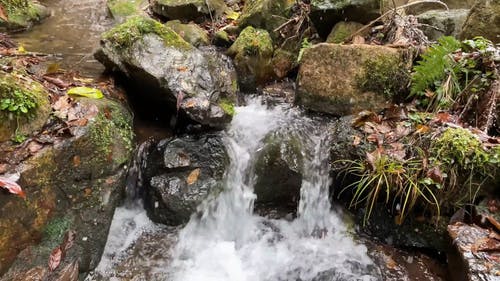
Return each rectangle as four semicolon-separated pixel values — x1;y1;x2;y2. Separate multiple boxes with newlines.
6;1;450;280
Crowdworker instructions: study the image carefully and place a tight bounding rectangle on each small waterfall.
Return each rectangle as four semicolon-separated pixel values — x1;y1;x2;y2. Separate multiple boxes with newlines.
169;98;378;281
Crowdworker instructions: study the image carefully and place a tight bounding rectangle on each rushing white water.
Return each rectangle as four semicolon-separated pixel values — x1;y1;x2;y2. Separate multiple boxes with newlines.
169;99;378;281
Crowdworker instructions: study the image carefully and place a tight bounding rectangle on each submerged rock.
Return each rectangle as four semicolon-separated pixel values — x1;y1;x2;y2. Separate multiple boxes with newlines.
0;72;51;142
296;43;410;116
165;20;209;47
416;9;469;41
0;0;49;31
0;98;134;276
151;0;227;21
227;26;274;91
460;0;500;43
142;134;229;225
95;16;238;128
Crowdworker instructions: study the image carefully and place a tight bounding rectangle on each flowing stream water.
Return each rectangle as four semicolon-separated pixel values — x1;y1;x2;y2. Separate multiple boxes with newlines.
90;99;380;281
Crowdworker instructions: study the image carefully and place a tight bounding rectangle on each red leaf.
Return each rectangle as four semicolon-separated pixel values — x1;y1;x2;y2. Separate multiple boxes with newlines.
0;176;26;199
48;246;62;271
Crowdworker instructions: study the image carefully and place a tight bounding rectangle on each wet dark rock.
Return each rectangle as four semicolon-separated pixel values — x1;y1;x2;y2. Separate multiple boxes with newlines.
254;128;304;213
151;0;227;21
142;134;229;225
0;98;134;276
260;81;295;105
416;9;469;41
296;43;410;116
448;223;500;281
309;0;381;37
95;17;238;129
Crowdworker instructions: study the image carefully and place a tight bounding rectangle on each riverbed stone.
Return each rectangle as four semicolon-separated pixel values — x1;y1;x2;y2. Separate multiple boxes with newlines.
447;223;500;281
238;0;295;40
254;129;304;213
0;0;49;31
0;72;51;142
326;21;364;43
95;16;238;128
165;20;209;47
151;0;227;21
142;134;229;225
227;26;274;91
0;97;134;276
460;0;500;43
310;0;381;37
296;43;410;116
107;0;148;19
416;9;469;41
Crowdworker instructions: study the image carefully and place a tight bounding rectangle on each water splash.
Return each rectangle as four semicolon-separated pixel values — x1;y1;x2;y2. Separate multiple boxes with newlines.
169;98;379;281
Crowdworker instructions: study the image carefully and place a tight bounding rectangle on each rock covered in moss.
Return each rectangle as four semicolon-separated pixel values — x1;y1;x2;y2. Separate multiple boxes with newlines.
107;0;148;19
416;9;469;41
227;26;274;91
460;0;500;43
310;0;381;37
95;16;237;128
0;72;50;142
142;134;229;225
0;97;134;276
238;0;295;40
151;0;227;21
296;43;410;116
326;21;364;43
165;20;209;47
0;0;49;31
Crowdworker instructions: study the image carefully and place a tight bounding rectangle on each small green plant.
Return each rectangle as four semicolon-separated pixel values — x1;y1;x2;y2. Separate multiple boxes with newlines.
297;37;312;63
219;98;235;116
0;89;37;116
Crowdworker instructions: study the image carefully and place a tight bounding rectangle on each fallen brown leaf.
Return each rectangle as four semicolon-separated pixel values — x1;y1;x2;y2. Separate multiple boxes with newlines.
187;168;201;185
48;246;62;271
0;176;26;199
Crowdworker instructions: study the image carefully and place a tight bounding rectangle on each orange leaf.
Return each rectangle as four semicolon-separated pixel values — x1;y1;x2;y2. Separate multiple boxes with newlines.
0;4;9;22
0;176;26;199
48;246;62;271
415;124;430;134
186;169;200;185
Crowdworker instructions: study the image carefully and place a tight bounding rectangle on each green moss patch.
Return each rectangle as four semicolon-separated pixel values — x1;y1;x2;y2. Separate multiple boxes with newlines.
218;98;235;116
102;16;192;49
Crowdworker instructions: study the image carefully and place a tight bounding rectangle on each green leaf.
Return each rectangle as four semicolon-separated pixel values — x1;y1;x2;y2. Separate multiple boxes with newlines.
67;87;104;99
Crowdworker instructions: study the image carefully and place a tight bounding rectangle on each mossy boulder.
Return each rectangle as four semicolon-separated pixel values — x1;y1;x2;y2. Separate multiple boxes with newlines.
107;0;148;19
416;9;469;41
296;43;410;116
227;26;274;91
0;97;134;276
165;20;209;47
310;0;381;37
0;0;49;31
460;0;500;43
254;129;304;213
326;21;364;43
0;72;50;142
151;0;227;21
95;16;237;128
238;0;295;40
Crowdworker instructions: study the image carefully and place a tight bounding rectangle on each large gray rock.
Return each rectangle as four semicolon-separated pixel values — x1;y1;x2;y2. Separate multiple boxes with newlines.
296;43;410;116
416;9;469;41
95;16;238;128
142;134;229;225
